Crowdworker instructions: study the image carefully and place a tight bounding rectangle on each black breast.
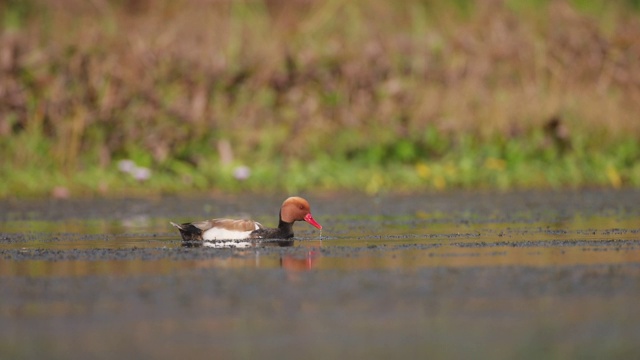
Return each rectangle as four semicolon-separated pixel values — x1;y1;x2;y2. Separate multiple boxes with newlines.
176;223;204;241
251;221;294;239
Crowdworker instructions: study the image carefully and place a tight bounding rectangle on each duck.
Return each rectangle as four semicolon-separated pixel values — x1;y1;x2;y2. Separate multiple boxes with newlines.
170;196;322;245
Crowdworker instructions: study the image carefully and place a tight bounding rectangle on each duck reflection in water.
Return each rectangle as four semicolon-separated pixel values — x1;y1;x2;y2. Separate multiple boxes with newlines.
181;238;295;249
181;239;320;271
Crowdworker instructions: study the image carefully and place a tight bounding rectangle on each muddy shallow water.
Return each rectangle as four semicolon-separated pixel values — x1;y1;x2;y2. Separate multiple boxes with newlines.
1;189;640;359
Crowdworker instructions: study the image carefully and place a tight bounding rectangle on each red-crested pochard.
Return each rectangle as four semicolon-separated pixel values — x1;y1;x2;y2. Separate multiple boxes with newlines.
170;196;322;244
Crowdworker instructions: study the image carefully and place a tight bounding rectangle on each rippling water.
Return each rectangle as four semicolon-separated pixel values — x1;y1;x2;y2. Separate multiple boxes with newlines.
1;190;640;358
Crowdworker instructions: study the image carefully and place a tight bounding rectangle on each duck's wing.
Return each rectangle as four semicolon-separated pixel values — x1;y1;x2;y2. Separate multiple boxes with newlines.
200;219;262;240
171;219;263;241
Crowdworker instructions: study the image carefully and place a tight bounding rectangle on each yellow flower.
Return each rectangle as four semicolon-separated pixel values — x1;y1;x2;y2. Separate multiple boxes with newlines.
433;175;446;190
415;163;431;179
606;165;622;188
484;157;506;171
366;173;384;194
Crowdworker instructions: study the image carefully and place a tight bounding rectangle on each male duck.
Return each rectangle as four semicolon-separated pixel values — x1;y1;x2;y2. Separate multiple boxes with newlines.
170;196;322;246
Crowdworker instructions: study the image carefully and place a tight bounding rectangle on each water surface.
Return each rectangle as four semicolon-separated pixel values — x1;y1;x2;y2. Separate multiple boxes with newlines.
1;190;640;358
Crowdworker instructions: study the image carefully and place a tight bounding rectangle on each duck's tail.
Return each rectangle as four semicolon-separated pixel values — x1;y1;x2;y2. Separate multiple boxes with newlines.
170;221;184;230
170;221;204;242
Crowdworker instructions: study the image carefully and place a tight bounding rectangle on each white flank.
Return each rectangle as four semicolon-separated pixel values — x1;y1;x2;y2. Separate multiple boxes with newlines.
202;228;253;240
201;222;261;241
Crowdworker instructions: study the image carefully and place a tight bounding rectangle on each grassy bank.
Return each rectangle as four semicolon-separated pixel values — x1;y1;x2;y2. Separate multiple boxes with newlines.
1;0;640;197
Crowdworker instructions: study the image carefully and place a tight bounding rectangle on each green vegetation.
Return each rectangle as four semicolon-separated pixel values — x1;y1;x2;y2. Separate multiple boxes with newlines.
1;0;639;197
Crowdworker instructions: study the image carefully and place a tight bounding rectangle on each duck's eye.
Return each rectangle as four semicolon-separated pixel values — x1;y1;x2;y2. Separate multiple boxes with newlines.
299;205;304;210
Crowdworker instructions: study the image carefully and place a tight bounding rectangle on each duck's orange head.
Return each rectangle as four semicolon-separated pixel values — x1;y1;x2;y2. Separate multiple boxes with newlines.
280;197;322;229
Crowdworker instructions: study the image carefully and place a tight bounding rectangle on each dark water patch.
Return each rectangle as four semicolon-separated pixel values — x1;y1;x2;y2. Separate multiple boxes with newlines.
2;189;639;222
3;264;640;305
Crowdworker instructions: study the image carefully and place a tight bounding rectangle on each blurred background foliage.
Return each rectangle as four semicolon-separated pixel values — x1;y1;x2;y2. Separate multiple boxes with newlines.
0;0;639;197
